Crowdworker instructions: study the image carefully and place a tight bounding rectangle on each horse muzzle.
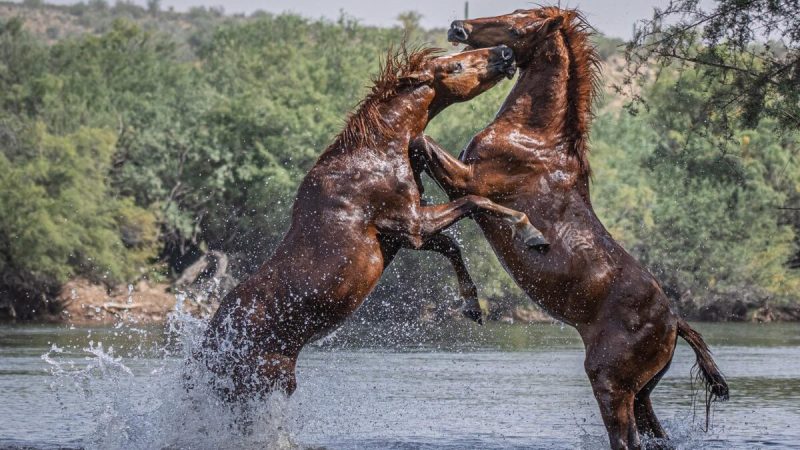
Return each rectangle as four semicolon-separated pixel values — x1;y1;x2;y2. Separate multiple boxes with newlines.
448;20;470;43
488;45;517;79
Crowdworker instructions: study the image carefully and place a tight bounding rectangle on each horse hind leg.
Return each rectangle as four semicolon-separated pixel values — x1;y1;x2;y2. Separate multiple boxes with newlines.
588;374;640;450
264;353;299;396
634;358;673;448
585;339;668;449
230;352;298;400
594;324;676;449
634;397;670;450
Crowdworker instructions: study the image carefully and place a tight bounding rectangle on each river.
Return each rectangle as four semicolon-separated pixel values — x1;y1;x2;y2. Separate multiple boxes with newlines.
0;320;798;449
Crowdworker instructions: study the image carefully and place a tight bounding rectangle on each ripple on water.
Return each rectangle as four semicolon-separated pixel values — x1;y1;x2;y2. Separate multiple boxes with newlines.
0;318;798;449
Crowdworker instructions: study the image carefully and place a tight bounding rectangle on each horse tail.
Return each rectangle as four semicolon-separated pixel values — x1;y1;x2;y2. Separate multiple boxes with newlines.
677;318;729;429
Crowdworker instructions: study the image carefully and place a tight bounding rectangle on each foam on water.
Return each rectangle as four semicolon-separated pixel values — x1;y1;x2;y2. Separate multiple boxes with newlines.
41;295;302;450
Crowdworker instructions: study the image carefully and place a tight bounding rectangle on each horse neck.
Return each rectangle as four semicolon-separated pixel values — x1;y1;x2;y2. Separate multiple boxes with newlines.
376;87;434;154
506;75;562;129
496;38;569;150
320;86;433;164
493;38;592;200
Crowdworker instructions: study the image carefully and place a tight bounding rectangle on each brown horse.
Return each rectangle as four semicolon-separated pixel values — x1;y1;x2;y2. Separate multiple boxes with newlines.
411;8;729;449
202;45;546;400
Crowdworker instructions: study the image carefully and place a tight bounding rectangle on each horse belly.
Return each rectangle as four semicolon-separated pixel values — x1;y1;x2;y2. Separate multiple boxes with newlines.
474;214;606;324
325;247;385;313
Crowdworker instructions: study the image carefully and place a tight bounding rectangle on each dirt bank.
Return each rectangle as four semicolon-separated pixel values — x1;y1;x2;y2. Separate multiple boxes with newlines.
678;294;800;322
28;277;800;326
56;278;212;325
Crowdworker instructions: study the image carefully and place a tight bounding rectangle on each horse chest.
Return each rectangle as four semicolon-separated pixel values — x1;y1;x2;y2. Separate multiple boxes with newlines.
360;161;420;222
379;155;418;194
462;128;511;162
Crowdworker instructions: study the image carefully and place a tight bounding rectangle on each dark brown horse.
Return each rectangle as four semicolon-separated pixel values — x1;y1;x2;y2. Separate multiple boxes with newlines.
411;8;729;449
202;45;546;400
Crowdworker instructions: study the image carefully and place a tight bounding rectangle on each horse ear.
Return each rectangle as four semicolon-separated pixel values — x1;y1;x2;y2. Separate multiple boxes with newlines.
517;15;565;37
540;15;565;35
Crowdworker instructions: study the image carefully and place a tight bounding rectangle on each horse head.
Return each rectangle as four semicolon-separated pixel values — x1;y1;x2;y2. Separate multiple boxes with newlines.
399;45;517;117
448;8;577;65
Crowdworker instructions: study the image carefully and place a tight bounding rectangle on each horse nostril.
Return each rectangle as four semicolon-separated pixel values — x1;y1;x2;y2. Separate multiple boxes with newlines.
491;45;514;64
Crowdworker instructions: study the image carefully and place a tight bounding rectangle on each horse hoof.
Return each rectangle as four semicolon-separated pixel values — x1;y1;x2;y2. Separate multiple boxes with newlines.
514;222;549;252
462;308;484;325
524;234;549;252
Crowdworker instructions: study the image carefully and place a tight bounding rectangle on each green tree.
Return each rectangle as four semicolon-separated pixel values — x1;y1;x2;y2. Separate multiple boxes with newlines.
147;0;160;16
627;0;800;133
0;124;157;319
591;69;800;311
1;4;797;320
397;11;422;31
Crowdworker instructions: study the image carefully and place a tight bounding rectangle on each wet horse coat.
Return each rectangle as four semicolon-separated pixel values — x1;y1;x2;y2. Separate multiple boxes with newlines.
202;46;545;399
413;8;729;449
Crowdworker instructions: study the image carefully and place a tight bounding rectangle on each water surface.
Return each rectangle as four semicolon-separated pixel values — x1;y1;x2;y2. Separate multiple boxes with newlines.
0;321;798;449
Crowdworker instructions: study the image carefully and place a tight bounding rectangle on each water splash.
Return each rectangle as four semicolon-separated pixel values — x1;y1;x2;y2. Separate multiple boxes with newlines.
572;412;721;450
35;293;734;449
41;295;301;450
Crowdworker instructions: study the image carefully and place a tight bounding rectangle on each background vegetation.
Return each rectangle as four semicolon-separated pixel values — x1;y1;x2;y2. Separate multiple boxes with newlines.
0;1;798;321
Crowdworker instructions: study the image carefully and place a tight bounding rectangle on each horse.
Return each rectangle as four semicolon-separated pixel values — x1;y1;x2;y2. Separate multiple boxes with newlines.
410;8;729;449
201;44;547;400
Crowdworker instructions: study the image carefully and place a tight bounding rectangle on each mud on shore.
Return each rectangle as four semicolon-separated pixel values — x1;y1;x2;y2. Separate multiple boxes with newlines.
56;278;213;325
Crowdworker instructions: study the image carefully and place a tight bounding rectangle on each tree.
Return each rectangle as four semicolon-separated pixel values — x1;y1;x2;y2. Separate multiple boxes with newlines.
147;0;160;16
0;125;158;319
625;0;800;290
591;69;800;311
88;0;109;12
397;11;422;33
1;4;797;320
626;0;800;133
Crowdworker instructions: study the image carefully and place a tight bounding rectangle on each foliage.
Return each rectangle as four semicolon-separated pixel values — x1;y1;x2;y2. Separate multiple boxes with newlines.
594;68;800;306
626;0;800;134
0;124;157;318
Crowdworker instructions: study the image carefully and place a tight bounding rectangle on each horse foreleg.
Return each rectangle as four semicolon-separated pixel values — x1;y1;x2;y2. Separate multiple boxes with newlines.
413;233;483;324
410;135;479;198
378;233;482;323
415;195;548;250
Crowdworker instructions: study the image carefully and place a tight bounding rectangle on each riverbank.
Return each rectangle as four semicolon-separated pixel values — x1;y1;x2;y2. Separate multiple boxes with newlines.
6;277;559;326
3;277;799;326
677;295;800;322
55;278;180;325
52;278;218;325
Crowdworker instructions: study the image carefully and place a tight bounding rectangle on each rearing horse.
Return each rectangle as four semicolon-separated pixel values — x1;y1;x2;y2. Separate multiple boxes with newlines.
412;8;729;449
202;45;546;399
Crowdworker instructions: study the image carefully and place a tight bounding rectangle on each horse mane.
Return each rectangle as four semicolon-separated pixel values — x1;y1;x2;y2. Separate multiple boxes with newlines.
544;7;601;177
326;45;442;153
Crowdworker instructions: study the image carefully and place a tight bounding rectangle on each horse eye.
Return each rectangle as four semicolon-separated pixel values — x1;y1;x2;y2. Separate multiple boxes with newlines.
452;62;464;73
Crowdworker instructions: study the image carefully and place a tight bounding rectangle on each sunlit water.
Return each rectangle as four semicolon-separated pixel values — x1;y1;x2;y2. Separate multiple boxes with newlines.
0;309;798;449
